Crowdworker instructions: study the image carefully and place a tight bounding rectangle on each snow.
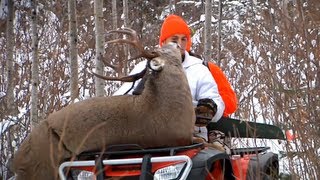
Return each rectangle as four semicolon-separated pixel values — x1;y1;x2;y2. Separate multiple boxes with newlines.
0;119;16;137
226;1;244;6
199;14;219;24
0;0;7;19
311;40;317;47
177;1;197;5
0;92;5;98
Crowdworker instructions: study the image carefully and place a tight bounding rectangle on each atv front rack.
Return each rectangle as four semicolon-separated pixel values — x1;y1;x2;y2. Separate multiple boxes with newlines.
59;155;192;180
58;143;204;180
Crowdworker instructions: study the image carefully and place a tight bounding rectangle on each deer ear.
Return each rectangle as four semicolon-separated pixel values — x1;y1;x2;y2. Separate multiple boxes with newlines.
149;58;164;72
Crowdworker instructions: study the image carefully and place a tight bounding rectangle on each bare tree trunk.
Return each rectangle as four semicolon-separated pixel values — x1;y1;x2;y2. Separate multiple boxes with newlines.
112;0;117;30
169;0;175;14
68;0;79;102
30;0;39;128
204;0;212;62
316;30;320;90
6;127;14;178
94;0;105;96
217;0;222;64
174;1;182;16
122;0;129;75
122;2;128;48
111;0;121;75
282;0;290;31
5;0;15;115
0;0;6;34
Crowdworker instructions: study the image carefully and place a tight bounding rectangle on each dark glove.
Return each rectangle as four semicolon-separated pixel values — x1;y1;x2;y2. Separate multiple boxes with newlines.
195;98;217;127
208;130;231;154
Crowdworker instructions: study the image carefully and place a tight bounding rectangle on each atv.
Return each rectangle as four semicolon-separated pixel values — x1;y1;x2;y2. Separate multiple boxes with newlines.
58;117;285;180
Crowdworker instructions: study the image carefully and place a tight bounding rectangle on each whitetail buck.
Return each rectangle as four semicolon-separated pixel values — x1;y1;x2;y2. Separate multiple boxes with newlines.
12;28;195;180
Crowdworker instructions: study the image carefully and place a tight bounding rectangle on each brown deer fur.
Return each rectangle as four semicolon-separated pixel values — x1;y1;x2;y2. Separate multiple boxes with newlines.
12;43;195;179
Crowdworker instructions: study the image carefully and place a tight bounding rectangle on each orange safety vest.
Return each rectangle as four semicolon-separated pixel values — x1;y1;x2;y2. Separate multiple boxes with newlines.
205;61;238;117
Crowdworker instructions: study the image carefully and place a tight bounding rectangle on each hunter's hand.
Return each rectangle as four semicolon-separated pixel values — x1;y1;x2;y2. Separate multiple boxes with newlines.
195;98;217;127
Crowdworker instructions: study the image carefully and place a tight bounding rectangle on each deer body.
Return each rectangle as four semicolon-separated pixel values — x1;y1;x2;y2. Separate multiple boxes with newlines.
13;40;195;179
48;62;194;152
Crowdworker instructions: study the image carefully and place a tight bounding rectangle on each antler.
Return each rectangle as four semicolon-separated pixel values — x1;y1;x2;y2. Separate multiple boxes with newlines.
106;28;159;60
91;28;159;84
90;68;147;82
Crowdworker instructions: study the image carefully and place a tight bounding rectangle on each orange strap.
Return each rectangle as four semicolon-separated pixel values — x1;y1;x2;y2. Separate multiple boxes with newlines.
207;62;238;116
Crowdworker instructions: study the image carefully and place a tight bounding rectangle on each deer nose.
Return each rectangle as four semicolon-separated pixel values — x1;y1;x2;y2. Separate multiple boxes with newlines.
167;42;180;49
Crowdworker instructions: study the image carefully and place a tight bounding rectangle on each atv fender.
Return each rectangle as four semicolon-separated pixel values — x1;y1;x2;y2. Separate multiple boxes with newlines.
187;148;234;180
246;152;279;180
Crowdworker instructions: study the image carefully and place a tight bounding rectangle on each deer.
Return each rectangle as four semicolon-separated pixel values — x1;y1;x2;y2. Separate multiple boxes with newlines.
12;28;196;180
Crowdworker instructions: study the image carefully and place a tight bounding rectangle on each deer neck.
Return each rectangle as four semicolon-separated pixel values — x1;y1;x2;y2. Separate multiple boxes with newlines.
141;68;192;109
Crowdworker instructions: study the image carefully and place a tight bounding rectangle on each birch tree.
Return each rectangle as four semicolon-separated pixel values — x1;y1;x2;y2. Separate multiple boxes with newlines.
122;0;129;75
111;0;124;77
111;0;120;75
3;1;16;176
112;0;117;30
30;0;39;127
204;0;212;62
217;0;222;64
5;0;15;115
68;0;79;102
94;0;105;96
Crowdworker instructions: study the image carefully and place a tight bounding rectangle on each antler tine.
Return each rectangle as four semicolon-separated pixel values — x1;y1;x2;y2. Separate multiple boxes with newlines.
106;28;142;50
107;28;137;37
106;28;159;60
106;39;140;48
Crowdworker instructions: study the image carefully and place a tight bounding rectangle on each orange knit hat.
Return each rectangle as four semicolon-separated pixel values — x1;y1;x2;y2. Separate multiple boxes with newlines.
159;14;192;52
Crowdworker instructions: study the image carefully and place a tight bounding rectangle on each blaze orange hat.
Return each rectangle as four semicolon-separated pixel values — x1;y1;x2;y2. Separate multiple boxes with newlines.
159;14;192;52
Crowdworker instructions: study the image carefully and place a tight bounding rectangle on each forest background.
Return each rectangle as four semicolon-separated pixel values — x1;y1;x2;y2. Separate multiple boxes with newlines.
0;0;319;179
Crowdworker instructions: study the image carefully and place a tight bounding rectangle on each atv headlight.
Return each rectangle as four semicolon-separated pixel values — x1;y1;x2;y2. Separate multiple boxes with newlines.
71;170;95;180
154;162;186;180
